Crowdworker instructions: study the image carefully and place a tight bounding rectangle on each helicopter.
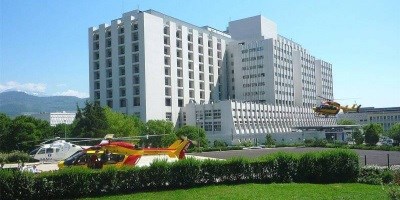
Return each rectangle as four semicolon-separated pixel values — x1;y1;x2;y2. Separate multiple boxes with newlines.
57;134;193;169
313;96;361;117
29;138;90;162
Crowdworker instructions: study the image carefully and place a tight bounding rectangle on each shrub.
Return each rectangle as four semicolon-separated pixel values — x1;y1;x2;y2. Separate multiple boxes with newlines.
304;138;328;147
297;149;359;183
0;149;360;199
0;151;36;163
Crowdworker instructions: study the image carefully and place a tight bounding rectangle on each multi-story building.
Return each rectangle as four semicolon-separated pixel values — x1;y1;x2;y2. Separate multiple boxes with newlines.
225;16;333;107
89;10;231;125
338;107;400;132
89;9;335;144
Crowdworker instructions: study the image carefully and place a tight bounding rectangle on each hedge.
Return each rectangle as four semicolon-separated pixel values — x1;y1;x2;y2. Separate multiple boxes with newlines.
0;151;37;164
0;149;359;199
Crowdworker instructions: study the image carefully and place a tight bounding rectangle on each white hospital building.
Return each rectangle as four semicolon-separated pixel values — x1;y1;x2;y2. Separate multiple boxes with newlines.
89;9;335;144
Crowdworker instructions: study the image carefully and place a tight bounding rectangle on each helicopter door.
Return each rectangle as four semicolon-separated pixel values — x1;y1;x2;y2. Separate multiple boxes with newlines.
46;148;54;161
35;148;46;161
52;148;61;160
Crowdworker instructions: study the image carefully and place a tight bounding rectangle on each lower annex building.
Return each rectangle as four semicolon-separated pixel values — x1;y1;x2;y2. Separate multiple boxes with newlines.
89;9;336;145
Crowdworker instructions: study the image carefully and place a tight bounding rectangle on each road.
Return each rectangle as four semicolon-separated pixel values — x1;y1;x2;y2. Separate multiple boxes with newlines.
190;147;400;167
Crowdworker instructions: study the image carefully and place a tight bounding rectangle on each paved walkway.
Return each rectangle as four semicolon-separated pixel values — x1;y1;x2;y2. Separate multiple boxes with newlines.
190;147;400;166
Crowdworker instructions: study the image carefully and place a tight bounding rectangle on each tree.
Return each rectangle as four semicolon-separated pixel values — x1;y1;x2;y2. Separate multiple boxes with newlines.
103;107;143;137
265;134;275;146
71;101;109;138
352;128;364;145
0;113;12;151
175;125;207;148
337;119;356;125
213;140;227;147
142;120;175;147
388;123;400;145
363;123;383;146
0;115;53;152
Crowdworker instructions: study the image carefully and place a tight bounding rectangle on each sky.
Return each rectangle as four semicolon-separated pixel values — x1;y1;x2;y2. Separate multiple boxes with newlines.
0;0;399;107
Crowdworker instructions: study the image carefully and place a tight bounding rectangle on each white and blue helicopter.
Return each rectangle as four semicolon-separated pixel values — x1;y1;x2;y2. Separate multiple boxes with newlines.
29;138;91;162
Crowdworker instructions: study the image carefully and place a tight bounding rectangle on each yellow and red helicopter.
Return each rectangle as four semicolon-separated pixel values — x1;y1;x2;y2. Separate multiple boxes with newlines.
58;134;193;169
313;96;361;117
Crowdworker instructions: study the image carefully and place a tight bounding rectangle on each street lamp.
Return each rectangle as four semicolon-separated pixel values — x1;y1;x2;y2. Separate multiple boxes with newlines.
64;119;67;139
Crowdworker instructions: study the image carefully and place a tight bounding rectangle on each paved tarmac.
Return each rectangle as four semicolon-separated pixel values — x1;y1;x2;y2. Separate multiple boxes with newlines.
1;155;216;172
189;147;400;167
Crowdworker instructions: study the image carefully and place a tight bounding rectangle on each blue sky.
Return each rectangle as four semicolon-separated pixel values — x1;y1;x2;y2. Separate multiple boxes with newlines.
0;0;399;107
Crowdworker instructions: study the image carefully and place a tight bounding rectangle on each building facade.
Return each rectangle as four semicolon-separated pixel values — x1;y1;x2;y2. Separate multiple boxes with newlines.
27;111;76;126
89;10;231;125
89;9;336;144
338;107;400;132
183;100;335;144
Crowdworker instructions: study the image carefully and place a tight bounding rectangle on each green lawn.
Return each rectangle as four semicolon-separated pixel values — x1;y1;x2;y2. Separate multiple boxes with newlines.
83;183;389;200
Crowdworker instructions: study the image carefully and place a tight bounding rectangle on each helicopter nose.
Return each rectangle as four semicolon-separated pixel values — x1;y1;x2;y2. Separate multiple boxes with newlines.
57;161;65;169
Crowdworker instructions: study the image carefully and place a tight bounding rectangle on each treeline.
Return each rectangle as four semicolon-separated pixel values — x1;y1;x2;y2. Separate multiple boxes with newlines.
337;119;400;146
0;102;207;153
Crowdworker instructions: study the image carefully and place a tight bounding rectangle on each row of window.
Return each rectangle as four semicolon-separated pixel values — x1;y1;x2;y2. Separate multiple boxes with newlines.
243;82;265;88
242;65;263;71
242;56;264;62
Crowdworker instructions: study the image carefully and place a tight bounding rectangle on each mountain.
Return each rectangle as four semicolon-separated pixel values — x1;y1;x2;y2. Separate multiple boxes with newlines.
0;91;87;117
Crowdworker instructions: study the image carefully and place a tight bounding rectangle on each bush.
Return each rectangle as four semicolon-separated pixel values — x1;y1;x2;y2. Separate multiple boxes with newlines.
387;185;400;200
0;151;36;163
304;138;328;147
297;149;359;183
0;149;360;199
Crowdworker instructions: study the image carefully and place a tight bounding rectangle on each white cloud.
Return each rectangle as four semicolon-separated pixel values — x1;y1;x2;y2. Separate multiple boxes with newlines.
54;90;89;98
56;83;67;87
0;81;47;93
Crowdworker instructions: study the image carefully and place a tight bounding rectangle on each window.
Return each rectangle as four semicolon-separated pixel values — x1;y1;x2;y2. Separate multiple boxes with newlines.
189;90;194;98
165;98;171;106
177;69;183;77
120;99;126;107
106;80;112;88
189;81;194;89
119;67;125;76
118;36;124;45
107;90;113;98
132;23;138;30
177;79;183;87
178;89;183;97
94;81;100;90
107;100;113;108
133;64;139;74
94;72;100;80
165;77;171;86
214;121;221;131
166;112;172;121
132;54;139;63
133;97;140;106
119;88;126;97
205;122;213;131
118;57;125;65
213;109;221;119
165;88;171;96
132;43;139;52
106;59;112;68
132;32;138;41
205;110;212;119
119;77;125;86
106;69;112;78
178;99;183;107
133;75;140;84
133;86;140;95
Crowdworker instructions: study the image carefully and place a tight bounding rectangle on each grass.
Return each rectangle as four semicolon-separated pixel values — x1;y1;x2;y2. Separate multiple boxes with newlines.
83;183;388;200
